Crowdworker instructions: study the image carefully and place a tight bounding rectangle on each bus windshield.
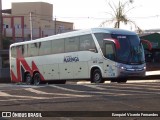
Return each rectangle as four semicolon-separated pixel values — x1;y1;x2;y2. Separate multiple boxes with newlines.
112;34;145;64
94;33;145;65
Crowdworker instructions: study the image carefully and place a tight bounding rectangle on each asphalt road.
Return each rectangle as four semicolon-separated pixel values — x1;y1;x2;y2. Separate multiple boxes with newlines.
0;80;160;120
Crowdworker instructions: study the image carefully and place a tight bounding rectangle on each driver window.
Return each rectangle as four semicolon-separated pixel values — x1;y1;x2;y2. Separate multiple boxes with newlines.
105;44;115;60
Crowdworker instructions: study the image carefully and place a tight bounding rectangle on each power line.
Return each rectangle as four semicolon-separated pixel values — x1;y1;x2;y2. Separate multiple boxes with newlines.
5;12;160;22
130;15;160;19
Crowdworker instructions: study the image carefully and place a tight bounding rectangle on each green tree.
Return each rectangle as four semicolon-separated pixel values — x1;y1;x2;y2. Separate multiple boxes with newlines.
100;0;142;33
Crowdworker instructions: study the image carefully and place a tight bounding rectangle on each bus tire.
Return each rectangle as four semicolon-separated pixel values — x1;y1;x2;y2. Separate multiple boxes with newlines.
33;73;41;85
91;69;104;83
25;73;32;85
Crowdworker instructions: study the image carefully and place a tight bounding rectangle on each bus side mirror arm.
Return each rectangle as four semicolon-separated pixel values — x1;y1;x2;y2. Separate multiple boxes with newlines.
141;39;152;50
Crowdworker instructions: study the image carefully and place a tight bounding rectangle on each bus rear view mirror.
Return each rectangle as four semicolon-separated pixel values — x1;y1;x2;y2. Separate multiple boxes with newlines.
141;39;152;50
103;38;120;49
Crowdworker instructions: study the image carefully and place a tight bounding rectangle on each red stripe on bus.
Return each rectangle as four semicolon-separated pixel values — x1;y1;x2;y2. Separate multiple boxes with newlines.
32;61;45;81
11;48;45;82
11;59;45;82
11;69;19;82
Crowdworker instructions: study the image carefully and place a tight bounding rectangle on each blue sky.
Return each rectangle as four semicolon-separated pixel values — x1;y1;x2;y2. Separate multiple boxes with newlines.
2;0;160;30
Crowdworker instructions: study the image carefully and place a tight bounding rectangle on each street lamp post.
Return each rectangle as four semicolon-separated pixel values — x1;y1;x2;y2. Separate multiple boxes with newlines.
29;12;33;40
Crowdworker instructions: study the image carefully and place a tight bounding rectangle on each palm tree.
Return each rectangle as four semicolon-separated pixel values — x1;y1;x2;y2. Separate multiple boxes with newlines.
100;0;142;33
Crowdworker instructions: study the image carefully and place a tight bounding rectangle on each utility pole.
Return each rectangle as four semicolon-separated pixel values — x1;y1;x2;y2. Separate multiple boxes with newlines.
0;0;3;49
29;12;33;40
54;17;56;35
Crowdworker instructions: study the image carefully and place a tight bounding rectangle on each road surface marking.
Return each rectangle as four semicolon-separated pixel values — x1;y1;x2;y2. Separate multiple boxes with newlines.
25;88;92;98
77;81;110;84
0;91;89;100
83;84;106;90
121;83;160;88
146;71;160;76
0;91;12;96
49;85;134;96
77;80;160;84
97;84;160;91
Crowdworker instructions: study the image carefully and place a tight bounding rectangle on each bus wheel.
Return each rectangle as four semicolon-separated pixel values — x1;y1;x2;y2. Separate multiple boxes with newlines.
33;73;41;85
91;69;104;83
25;73;32;85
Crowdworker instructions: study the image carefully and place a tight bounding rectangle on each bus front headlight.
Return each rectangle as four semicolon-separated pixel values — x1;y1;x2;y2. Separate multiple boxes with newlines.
121;66;127;70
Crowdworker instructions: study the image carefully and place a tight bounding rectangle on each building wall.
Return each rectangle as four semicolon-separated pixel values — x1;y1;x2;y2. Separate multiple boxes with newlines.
1;2;74;81
54;21;74;34
12;2;53;29
3;16;12;28
12;2;53;21
2;2;74;42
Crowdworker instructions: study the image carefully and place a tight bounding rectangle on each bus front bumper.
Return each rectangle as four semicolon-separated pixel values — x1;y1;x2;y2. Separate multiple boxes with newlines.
116;64;146;77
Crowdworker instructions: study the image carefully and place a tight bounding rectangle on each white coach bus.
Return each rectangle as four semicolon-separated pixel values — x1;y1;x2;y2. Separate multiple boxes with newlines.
9;28;151;85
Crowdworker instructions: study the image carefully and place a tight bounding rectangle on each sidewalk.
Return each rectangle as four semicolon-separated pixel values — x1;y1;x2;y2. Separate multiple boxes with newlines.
146;70;160;76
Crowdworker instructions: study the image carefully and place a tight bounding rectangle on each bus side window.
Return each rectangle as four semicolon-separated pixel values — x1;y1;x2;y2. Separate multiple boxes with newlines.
11;47;16;58
28;43;39;57
65;37;79;52
52;39;64;54
39;41;52;55
21;45;28;57
16;45;24;57
94;33;111;49
79;34;96;52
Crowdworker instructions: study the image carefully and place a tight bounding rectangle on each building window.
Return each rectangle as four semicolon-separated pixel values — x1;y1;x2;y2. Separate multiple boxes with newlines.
15;24;21;29
45;25;50;28
24;24;27;28
3;24;9;28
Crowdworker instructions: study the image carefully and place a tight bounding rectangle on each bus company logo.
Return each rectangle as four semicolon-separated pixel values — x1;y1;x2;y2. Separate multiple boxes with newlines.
64;56;79;63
